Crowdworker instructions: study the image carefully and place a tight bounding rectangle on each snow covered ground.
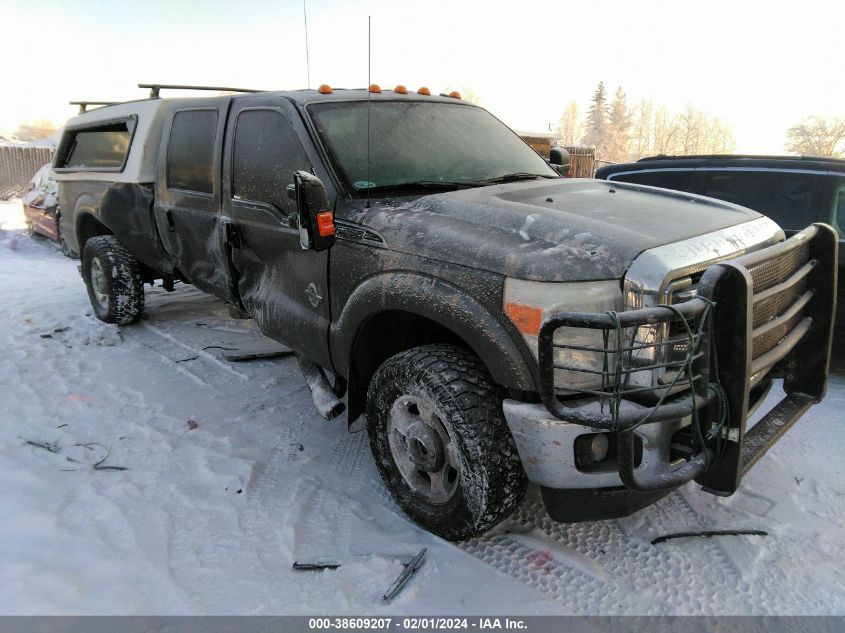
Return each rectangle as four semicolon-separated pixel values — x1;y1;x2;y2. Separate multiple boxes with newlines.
1;199;843;615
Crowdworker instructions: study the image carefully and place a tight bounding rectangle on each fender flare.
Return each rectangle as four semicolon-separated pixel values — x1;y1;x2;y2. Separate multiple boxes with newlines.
331;271;539;392
69;193;101;253
74;183;174;274
99;183;174;273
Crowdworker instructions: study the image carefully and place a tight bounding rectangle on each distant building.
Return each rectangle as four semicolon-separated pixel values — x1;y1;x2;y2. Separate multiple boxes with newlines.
516;130;559;159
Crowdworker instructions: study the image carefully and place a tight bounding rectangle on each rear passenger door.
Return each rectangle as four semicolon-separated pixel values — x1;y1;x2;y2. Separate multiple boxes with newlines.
155;105;235;302
221;98;333;369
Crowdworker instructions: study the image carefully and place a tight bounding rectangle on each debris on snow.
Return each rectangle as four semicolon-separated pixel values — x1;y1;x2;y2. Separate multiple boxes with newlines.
651;530;768;545
383;548;427;603
223;339;294;362
21;438;62;454
293;561;341;571
62;442;128;472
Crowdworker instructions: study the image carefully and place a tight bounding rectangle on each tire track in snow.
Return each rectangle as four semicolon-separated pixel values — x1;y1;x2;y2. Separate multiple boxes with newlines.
139;322;250;383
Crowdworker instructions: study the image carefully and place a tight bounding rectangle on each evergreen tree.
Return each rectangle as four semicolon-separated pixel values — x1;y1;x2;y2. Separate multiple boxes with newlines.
581;82;610;158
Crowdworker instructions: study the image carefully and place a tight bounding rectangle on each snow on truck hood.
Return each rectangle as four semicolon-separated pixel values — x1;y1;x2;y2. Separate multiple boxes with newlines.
358;179;765;282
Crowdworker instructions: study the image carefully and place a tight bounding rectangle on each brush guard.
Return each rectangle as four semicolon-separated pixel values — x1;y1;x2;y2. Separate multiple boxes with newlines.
538;224;838;494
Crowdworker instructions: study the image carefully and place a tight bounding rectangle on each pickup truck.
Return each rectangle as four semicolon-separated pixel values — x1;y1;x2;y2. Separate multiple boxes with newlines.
54;84;838;541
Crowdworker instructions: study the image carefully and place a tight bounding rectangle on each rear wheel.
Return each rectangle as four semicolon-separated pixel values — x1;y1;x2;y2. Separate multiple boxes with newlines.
56;215;74;258
367;344;527;541
82;235;145;324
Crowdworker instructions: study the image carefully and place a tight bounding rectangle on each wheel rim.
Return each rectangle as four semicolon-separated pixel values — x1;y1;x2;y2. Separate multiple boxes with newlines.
387;395;461;504
89;256;109;309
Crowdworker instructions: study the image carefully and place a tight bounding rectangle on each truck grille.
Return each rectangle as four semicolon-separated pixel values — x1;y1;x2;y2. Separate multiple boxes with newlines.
747;243;809;293
668;240;814;363
748;241;813;360
753;277;807;328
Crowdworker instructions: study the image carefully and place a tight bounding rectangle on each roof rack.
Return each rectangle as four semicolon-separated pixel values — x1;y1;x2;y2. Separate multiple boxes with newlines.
138;83;263;98
69;101;119;113
638;154;845;163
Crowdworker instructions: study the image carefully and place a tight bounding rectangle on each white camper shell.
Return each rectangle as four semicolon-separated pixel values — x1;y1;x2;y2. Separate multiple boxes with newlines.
53;100;169;184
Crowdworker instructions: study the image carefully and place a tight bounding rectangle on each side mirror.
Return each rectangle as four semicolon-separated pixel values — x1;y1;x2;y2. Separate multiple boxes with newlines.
290;171;335;252
549;147;571;177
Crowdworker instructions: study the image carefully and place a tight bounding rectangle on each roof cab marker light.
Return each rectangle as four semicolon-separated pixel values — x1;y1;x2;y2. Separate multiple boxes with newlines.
369;84;382;93
318;84;333;94
448;90;461;99
394;85;408;94
417;87;431;95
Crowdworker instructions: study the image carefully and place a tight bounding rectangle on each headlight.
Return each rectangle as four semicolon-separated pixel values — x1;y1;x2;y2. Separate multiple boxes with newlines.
503;278;622;392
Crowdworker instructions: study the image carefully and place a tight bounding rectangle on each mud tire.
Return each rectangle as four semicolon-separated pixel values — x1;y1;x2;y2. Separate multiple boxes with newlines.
367;344;527;541
56;214;75;258
82;235;145;325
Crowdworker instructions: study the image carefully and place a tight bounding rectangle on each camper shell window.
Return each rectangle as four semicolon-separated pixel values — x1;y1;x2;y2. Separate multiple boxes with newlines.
54;117;136;172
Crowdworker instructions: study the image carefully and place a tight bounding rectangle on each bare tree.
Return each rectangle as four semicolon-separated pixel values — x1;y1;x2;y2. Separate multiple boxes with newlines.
705;118;735;154
629;99;654;159
785;116;845;157
678;104;707;155
608;87;631;162
13;119;58;142
652;107;679;155
556;101;583;146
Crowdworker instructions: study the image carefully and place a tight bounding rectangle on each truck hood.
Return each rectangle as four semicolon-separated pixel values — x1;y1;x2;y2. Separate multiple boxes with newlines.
347;179;765;282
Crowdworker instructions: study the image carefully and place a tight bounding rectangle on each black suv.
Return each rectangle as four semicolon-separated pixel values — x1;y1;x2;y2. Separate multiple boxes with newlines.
596;155;845;299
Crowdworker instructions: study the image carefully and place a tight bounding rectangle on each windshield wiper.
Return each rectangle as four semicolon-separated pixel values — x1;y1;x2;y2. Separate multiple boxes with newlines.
475;172;557;185
355;180;475;194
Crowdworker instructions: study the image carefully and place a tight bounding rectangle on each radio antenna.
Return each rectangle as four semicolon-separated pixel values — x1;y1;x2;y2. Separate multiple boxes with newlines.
303;0;311;89
365;15;372;208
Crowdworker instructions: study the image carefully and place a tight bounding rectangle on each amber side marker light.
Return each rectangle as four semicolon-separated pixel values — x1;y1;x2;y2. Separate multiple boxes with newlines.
394;85;408;94
369;84;382;93
504;302;542;337
316;211;336;237
318;84;333;94
448;90;461;99
417;87;431;95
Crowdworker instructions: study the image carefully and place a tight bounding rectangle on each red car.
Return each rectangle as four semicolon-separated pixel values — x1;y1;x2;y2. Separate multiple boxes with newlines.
22;163;75;257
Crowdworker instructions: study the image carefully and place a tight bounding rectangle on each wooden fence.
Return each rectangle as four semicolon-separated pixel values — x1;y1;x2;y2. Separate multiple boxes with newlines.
561;145;596;178
0;146;54;200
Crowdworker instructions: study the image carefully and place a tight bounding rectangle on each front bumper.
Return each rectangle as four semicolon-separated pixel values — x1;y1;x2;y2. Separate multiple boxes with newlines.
516;224;838;503
503;398;688;490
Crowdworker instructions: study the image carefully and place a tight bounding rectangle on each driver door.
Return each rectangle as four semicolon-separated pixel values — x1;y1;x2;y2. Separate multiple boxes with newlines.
221;99;333;368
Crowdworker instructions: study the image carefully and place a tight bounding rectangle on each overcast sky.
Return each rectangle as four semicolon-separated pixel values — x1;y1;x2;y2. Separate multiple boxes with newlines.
2;0;841;153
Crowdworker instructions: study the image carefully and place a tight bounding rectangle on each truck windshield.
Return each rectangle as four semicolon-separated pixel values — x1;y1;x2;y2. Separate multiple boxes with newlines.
308;101;558;195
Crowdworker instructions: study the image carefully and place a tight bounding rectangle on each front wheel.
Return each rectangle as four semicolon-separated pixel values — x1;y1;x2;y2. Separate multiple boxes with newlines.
82;235;145;324
367;344;527;541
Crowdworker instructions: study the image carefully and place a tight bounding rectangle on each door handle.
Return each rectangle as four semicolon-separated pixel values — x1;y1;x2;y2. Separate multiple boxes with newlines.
164;208;176;232
222;220;242;248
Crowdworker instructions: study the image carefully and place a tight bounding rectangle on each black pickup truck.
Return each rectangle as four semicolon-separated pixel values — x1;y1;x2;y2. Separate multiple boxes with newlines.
54;84;838;540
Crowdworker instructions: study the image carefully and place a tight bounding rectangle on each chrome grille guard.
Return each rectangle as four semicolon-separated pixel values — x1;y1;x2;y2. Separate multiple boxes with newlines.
537;224;838;495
